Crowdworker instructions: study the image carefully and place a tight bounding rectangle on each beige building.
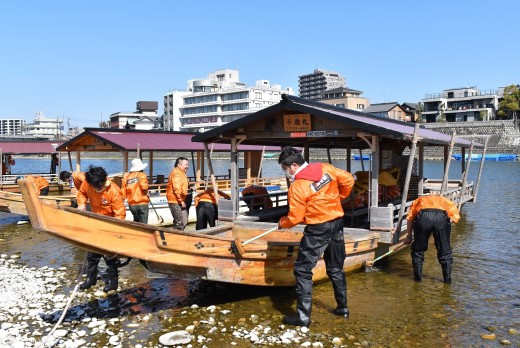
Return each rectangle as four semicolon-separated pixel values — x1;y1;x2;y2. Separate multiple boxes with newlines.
319;87;369;111
364;102;408;122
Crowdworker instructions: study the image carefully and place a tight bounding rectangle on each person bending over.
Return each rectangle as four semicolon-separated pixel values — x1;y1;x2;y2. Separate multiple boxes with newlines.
77;165;126;292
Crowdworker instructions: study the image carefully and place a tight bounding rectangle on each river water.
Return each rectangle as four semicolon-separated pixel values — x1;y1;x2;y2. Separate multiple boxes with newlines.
1;158;519;347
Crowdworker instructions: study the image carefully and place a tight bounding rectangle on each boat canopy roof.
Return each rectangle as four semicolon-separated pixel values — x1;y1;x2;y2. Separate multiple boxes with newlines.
0;141;62;155
57;128;279;153
192;94;482;149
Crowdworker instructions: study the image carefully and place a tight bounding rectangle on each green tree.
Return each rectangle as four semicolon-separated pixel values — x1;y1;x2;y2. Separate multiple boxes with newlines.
497;84;520;120
98;121;110;128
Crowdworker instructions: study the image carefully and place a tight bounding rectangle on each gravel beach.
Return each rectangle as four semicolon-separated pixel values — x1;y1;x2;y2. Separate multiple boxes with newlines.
0;252;356;348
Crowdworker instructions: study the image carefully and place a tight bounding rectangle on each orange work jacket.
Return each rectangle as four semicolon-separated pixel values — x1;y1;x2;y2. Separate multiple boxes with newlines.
242;185;273;209
194;189;230;206
166;167;188;204
77;180;126;219
121;171;150;206
71;171;85;190
406;195;460;223
26;176;49;194
279;163;355;229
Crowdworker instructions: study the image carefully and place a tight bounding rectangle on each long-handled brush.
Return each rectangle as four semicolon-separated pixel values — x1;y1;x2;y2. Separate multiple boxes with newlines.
364;244;409;272
148;195;164;224
230;226;278;256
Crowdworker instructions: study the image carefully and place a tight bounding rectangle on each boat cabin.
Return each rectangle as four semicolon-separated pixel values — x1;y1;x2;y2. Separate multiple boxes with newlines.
193;94;486;244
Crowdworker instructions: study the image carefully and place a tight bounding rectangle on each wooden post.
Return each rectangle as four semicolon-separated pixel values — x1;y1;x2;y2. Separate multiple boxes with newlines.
75;150;81;172
149;151;154;183
257;146;266;178
137;143;141;159
230;139;239;220
67;152;72;172
359;149;365;171
441;131;456;195
393;124;420;243
203;143;220;208
458;140;474;210
473;137;489;202
123;151;129;173
461;147;466;174
418;143;424;195
346;148;351;172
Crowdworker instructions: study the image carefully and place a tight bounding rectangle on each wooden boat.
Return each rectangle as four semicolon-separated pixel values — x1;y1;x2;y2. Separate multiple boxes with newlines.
0;142;74;216
19;96;487;286
19;178;380;286
0;189;74;215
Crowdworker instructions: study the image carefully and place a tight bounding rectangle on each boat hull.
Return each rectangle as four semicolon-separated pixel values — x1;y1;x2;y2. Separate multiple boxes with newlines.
18;178;382;286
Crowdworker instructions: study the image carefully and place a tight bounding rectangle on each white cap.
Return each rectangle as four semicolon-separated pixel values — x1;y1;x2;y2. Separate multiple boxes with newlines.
129;158;148;172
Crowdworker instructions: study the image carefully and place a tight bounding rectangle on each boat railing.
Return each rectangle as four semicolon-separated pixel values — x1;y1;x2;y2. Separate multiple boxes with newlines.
1;173;60;186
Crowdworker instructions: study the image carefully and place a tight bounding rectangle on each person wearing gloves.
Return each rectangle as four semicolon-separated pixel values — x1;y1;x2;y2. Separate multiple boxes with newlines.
404;193;460;284
76;165;126;293
121;158;150;223
277;146;355;327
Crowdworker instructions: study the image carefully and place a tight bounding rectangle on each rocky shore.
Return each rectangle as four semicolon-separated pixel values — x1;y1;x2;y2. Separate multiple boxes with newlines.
0;253;365;348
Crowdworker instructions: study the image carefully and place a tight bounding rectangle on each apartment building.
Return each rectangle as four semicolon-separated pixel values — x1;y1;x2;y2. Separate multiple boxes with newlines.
163;69;293;132
298;69;346;100
421;87;502;123
319;87;369;111
0;119;26;136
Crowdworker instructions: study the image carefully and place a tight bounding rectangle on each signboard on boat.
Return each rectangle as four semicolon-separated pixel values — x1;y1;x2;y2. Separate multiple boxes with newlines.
283;114;311;131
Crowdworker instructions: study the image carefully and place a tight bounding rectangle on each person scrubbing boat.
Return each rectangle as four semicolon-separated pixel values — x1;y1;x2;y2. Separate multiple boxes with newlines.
76;165;126;292
276;146;355;327
404;193;460;284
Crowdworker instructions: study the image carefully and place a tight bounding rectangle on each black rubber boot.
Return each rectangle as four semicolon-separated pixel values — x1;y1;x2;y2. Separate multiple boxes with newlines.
442;267;451;284
103;259;119;293
411;251;424;282
331;276;349;318
283;296;312;327
439;255;453;284
80;252;101;290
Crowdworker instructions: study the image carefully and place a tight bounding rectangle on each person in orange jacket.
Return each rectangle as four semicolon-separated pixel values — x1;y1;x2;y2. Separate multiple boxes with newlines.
121;158;150;223
277;146;355;327
241;185;273;211
166;157;189;230
17;175;50;196
60;170;86;191
77;165;126;293
404;193;460;284
194;187;230;230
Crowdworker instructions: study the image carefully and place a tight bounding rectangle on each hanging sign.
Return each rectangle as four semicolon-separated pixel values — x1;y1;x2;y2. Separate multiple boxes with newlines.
283;114;311;131
307;130;339;137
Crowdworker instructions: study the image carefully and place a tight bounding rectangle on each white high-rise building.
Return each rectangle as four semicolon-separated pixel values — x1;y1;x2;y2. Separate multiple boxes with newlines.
163;69;293;132
0;119;26;136
25;112;64;139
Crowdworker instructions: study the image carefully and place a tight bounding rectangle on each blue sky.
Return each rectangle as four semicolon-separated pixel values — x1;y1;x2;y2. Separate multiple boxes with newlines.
1;0;518;129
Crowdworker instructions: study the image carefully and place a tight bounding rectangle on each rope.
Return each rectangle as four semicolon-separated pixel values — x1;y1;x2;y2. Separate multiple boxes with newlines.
36;253;88;348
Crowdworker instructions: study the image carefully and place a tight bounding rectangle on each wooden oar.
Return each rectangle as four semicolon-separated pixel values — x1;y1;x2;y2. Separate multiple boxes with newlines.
230;226;278;256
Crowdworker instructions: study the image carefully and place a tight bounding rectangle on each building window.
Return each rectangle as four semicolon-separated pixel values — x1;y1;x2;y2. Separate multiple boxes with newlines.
255;92;262;99
357;104;365;110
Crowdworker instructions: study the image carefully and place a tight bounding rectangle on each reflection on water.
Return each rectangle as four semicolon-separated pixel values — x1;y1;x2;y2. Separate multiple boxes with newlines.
1;160;519;347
